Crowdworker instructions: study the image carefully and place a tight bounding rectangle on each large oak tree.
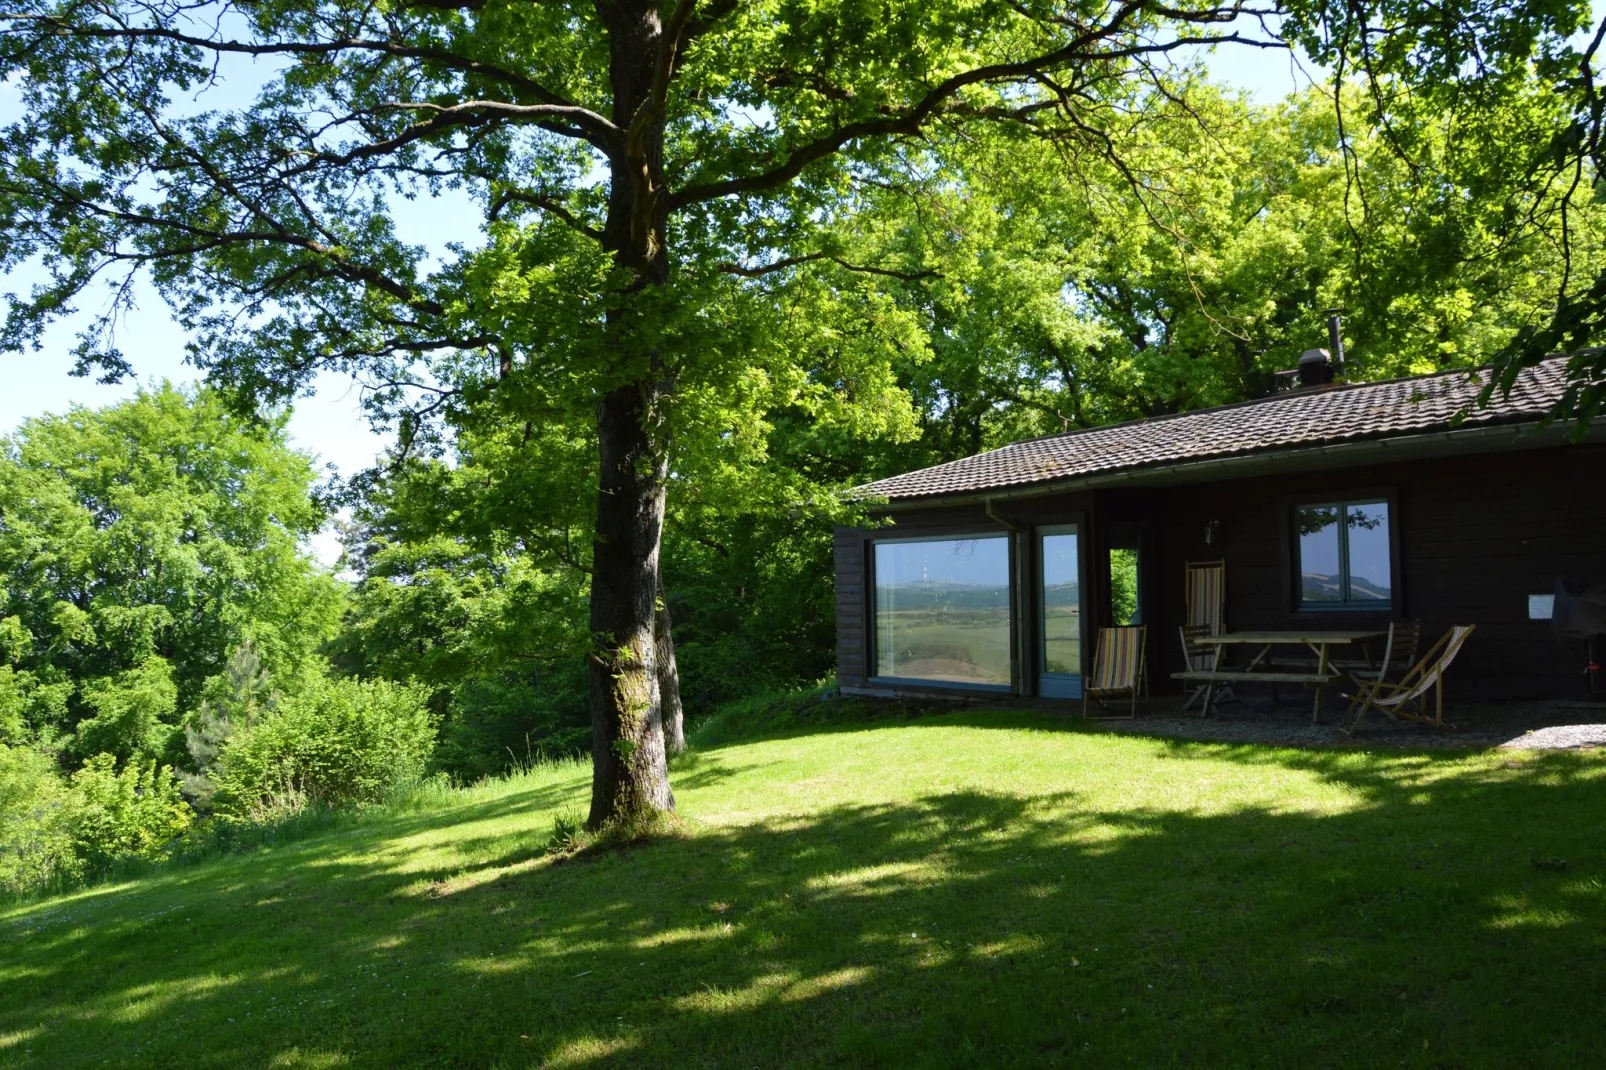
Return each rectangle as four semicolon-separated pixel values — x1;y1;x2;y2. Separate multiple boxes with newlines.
0;0;1588;825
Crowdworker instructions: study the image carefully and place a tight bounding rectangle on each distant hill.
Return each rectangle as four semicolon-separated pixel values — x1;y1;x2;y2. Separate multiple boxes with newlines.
1301;572;1390;603
877;581;1012;611
878;580;1083;612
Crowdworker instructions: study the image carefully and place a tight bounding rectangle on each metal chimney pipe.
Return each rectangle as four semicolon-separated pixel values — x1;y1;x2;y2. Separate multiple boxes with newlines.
1324;308;1347;376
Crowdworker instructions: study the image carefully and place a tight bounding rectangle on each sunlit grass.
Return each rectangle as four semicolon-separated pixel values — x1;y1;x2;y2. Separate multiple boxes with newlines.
3;708;1605;1067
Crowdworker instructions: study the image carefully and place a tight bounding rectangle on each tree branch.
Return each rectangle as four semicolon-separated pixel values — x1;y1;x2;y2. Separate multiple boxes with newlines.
18;18;622;149
717;251;939;281
667;3;1277;209
489;189;605;240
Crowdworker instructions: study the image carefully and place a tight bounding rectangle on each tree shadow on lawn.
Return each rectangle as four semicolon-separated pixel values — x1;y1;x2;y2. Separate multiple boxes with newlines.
692;699;1578;758
667;749;779;792
3;748;1605;1068
687;705;1112;754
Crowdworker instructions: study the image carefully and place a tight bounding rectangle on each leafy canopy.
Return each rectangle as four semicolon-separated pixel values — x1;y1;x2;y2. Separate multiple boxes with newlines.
0;384;343;763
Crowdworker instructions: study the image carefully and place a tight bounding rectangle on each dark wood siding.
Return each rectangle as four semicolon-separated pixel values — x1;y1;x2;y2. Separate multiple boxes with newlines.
1128;442;1606;700
833;526;866;687
837;441;1606;701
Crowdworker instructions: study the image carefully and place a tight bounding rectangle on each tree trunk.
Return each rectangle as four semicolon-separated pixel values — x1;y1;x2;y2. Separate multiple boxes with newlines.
657;574;685;754
584;0;683;827
587;381;675;826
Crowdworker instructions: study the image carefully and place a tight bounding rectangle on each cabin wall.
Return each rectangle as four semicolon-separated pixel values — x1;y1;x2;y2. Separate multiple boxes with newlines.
836;442;1606;701
1133;442;1606;700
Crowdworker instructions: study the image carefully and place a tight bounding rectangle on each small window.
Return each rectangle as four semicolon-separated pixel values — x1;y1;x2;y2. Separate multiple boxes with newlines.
873;536;1010;688
1294;500;1392;610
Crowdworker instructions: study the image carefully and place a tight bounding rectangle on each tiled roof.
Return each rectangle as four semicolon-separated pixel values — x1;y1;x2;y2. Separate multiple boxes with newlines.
856;358;1572;502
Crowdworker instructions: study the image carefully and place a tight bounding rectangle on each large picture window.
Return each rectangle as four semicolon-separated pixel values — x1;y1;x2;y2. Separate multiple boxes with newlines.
1294;499;1392;610
873;536;1011;688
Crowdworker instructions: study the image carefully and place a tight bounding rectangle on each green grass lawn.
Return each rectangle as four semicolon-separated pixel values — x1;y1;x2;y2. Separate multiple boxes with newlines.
4;709;1605;1068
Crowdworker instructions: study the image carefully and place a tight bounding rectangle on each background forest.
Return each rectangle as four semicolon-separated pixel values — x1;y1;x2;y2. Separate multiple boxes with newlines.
2;77;1599;897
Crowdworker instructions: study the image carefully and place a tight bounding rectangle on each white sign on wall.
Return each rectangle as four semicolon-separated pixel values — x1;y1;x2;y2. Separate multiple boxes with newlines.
1529;593;1555;621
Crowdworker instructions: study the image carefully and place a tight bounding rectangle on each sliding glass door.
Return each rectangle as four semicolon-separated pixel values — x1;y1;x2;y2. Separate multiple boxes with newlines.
1038;526;1082;698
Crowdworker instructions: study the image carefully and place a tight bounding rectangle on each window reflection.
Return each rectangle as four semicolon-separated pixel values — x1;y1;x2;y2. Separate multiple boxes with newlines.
1042;533;1080;674
1294;500;1391;609
1346;503;1391;602
1296;506;1342;604
874;537;1010;687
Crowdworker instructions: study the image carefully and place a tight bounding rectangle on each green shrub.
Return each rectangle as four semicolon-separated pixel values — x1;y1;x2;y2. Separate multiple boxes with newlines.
213;677;436;820
2;747;193;897
67;754;193;872
0;743;79;895
181;641;279;811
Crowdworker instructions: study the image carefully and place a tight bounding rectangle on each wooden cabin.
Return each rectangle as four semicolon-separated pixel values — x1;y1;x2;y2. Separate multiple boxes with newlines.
834;356;1606;702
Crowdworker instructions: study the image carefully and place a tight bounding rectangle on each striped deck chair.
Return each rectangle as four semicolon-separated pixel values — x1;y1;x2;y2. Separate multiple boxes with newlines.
1185;560;1226;636
1342;625;1476;736
1084;625;1148;719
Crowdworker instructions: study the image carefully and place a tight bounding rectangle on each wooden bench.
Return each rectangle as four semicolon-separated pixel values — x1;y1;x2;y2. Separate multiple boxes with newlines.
1171;670;1343;721
1172;670;1341;685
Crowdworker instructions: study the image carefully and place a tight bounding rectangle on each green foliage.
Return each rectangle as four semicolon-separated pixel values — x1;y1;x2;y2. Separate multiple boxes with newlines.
836;80;1604;469
333;533;592;780
72;657;178;764
1274;0;1606;422
1109;550;1140;628
66;754;193;873
212;676;436;820
0;384;343;768
0;743;78;895
665;515;838;713
1;744;194;897
182;642;277;809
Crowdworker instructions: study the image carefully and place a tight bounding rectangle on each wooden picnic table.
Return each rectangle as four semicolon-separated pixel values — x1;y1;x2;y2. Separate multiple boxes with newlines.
1172;629;1388;723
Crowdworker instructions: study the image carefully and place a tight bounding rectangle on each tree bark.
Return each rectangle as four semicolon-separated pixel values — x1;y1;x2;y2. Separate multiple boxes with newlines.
587;381;676;826
585;0;682;827
657;574;685;754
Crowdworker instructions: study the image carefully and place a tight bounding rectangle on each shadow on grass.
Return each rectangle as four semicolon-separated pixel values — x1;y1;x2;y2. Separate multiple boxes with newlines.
688;698;1102;753
690;688;1592;759
667;748;778;792
3;741;1604;1068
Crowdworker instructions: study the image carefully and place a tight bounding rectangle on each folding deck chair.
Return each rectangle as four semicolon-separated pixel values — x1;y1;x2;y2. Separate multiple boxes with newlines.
1338;618;1421;718
1085;625;1148;719
1342;624;1476;736
1178;623;1242;713
1181;561;1231;713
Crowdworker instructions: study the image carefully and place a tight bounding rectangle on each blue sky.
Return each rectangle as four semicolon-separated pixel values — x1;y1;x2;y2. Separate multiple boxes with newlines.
1;36;1330;564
